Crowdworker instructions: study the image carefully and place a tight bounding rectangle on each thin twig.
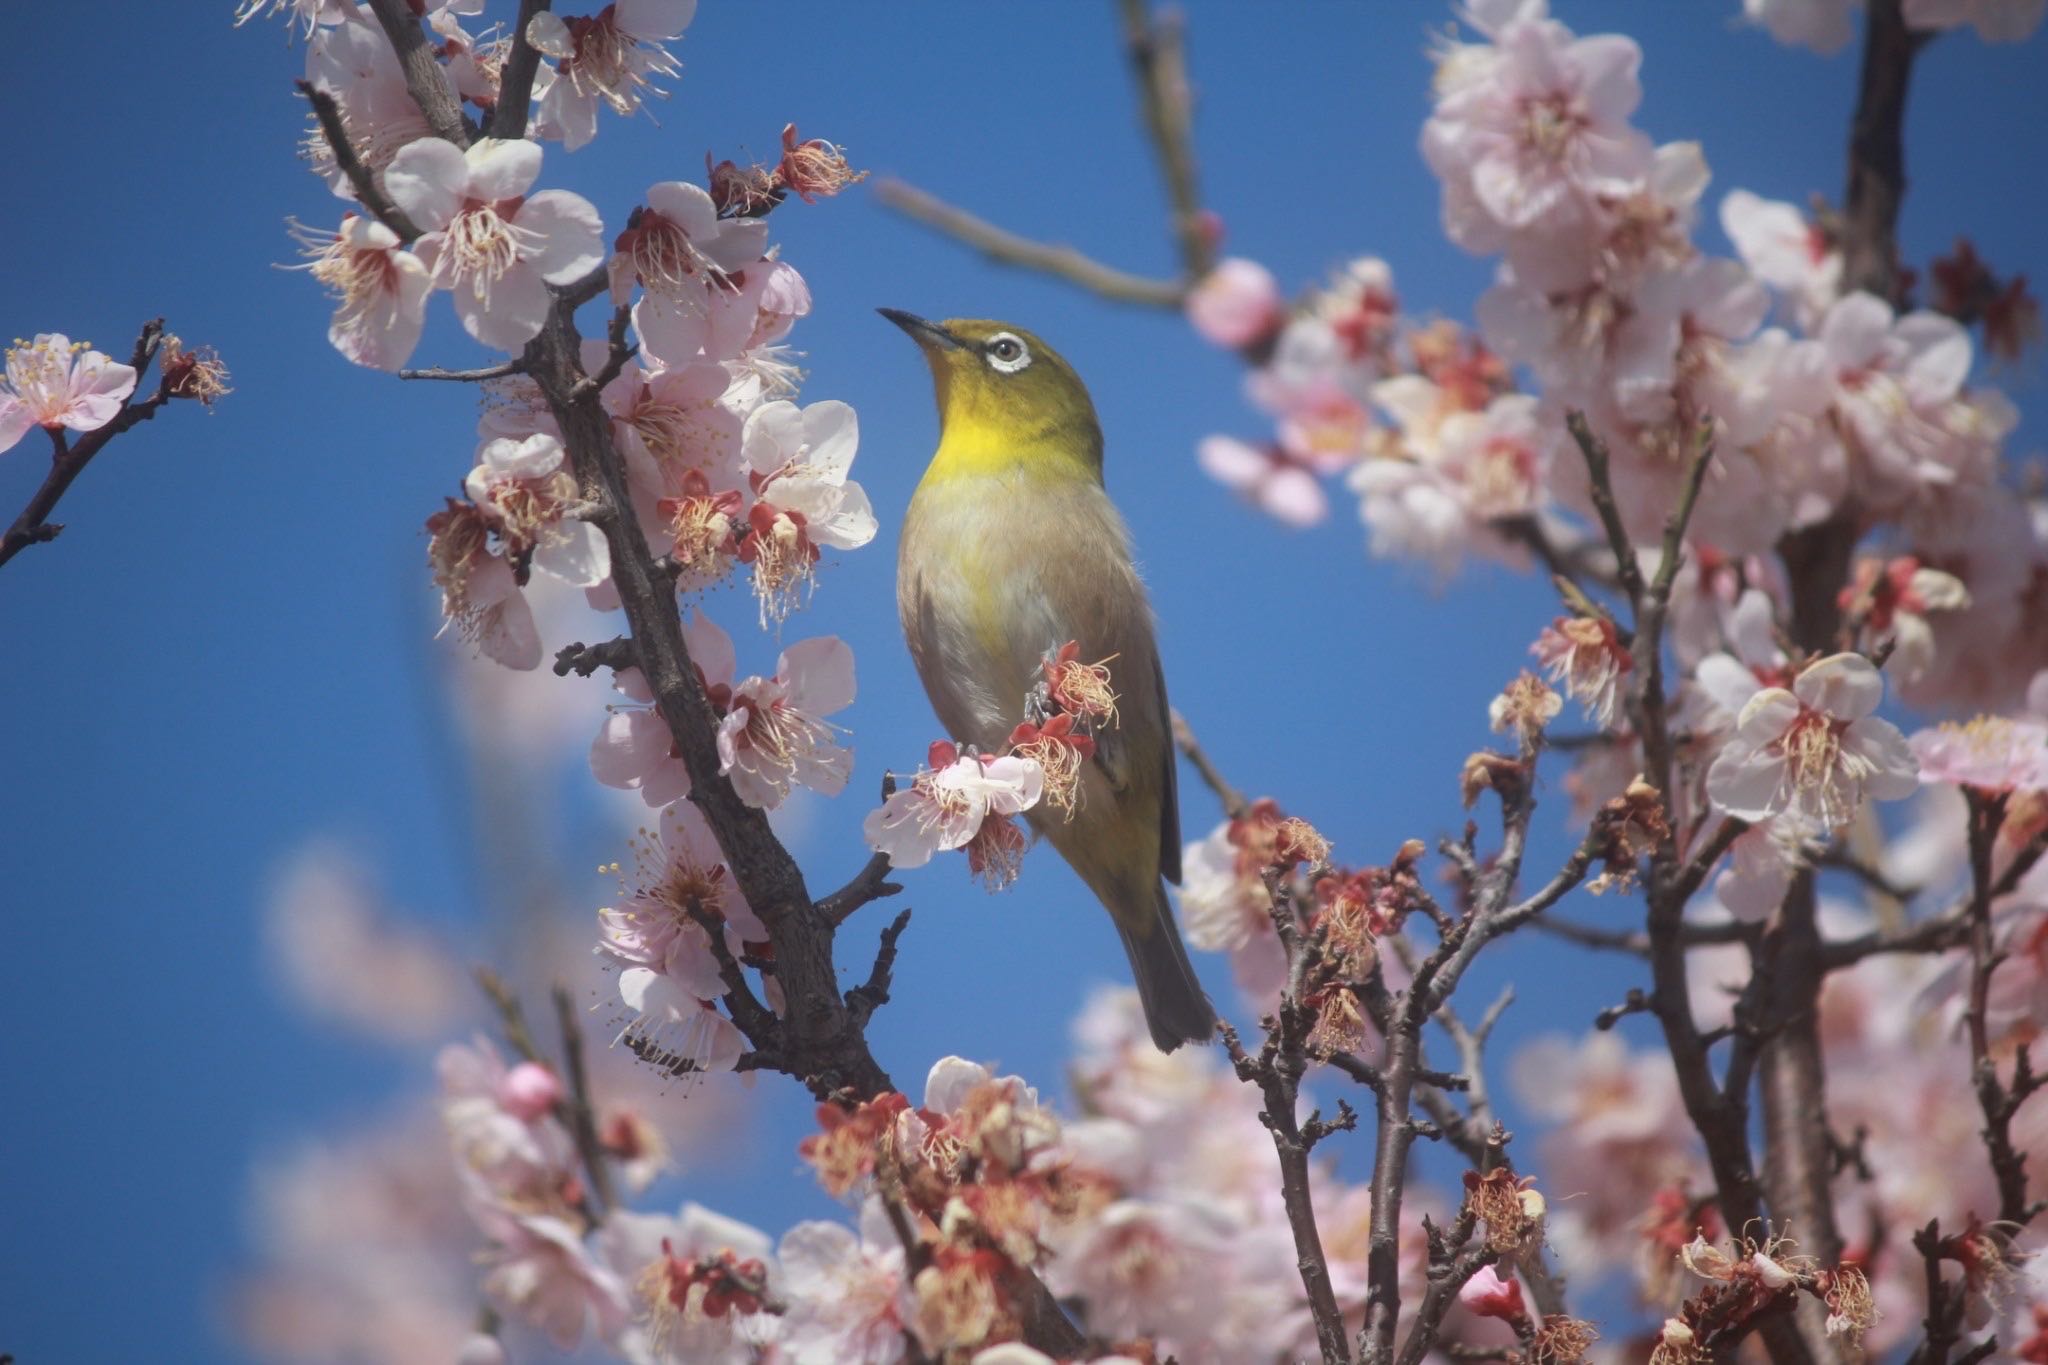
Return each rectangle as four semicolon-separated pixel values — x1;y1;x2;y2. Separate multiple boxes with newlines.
1116;0;1214;280
295;80;422;241
875;180;1185;309
0;321;171;570
552;984;619;1215
401;359;524;382
1171;709;1249;820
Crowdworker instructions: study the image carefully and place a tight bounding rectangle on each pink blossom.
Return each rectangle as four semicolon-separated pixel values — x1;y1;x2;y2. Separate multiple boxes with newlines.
597;800;764;1001
589;627;719;806
1198;435;1329;528
1720;190;1841;326
716;632;857;810
614;969;746;1074
496;1062;565;1123
1706;652;1920;827
464;433;611;587
427;500;542;670
1040;1198;1235;1345
385;137;605;350
1458;1264;1527;1321
863;744;1044;871
1423;8;1652;256
739;399;877;623
1911;715;2048;793
263;842;467;1044
1814;291;1979;500
438;1036;577;1195
1351;391;1556;574
776;1210;909;1365
1186;258;1283;349
600;1202;776;1365
526;0;697;151
0;334;137;452
289;215;432;371
475;1210;632;1351
1178;817;1289;1009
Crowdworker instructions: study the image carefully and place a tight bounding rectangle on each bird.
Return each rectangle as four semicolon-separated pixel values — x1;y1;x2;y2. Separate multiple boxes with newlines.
881;309;1217;1053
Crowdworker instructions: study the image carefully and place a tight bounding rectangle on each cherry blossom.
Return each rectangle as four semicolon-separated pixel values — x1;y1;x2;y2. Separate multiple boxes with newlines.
438;1036;578;1197
465;432;611;587
776;1208;910;1365
288;215;432;370
1720;190;1841;327
426;499;542;669
600;1201;776;1365
1186;258;1283;349
708;632;856;809
1813;291;1980;501
473;1207;632;1352
1198;435;1329;528
385;136;604;349
863;742;1044;872
527;0;697;151
590;664;692;805
0;334;137;453
1423;3;1652;261
1705;652;1919;827
738;399;878;623
613;968;747;1075
597;800;765;1002
1911;714;2048;793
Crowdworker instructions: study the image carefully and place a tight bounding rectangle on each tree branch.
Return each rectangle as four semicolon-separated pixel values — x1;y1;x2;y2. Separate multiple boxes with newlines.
295;80;422;241
363;0;474;147
490;0;552;139
0;321;171;570
875;179;1186;308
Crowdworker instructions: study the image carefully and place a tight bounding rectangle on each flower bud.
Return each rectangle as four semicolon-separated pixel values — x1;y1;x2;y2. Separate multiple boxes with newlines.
496;1060;564;1121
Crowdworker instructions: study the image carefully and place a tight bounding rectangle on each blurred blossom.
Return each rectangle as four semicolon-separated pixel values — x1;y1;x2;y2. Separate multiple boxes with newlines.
264;843;468;1045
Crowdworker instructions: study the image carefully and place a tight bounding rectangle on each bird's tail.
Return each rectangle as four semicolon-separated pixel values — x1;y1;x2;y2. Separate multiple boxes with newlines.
1115;882;1217;1053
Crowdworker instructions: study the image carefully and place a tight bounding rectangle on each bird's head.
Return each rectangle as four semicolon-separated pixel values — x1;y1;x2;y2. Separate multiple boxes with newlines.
880;310;1103;480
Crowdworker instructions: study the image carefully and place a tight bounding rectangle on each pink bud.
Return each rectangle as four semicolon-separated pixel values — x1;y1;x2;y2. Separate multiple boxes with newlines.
1458;1264;1527;1321
1186;258;1282;349
496;1061;564;1121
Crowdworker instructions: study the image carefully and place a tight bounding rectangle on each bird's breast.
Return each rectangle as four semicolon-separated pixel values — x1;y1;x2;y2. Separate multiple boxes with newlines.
898;468;1146;752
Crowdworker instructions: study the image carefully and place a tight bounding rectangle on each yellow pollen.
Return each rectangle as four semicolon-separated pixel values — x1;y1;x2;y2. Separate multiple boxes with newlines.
437;203;536;302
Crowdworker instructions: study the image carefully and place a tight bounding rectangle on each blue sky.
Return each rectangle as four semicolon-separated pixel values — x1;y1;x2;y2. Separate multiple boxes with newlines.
2;3;2043;1361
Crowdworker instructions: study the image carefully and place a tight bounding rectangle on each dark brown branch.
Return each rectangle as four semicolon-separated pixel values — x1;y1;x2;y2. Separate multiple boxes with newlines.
818;852;903;928
1222;1021;1353;1365
1839;0;1930;300
551;636;638;678
0;321;170;570
1962;792;2048;1230
875;179;1185;309
295;80;422;241
551;984;619;1215
571;305;636;401
1116;0;1214;281
844;909;913;1031
363;0;474;147
490;0;552;139
1171;709;1249;820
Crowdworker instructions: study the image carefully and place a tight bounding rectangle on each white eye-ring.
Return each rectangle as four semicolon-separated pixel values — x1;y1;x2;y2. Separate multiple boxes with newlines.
984;332;1032;374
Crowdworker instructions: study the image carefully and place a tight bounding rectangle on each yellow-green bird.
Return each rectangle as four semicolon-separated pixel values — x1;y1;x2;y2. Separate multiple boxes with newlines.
882;310;1216;1053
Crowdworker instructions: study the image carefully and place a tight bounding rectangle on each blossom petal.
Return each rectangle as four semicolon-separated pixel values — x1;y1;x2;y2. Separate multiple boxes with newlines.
1792;652;1883;719
779;636;856;716
519;189;606;286
465;136;544;202
384;137;469;231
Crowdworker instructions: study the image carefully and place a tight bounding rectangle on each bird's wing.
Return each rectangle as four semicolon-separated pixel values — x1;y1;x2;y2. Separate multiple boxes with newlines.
1085;641;1183;887
1153;645;1182;886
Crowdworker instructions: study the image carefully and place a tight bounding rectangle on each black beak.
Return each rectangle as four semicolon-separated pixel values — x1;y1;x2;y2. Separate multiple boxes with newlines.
878;308;962;350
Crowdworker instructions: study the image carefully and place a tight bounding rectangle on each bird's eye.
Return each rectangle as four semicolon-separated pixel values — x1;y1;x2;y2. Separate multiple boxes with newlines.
984;332;1032;374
